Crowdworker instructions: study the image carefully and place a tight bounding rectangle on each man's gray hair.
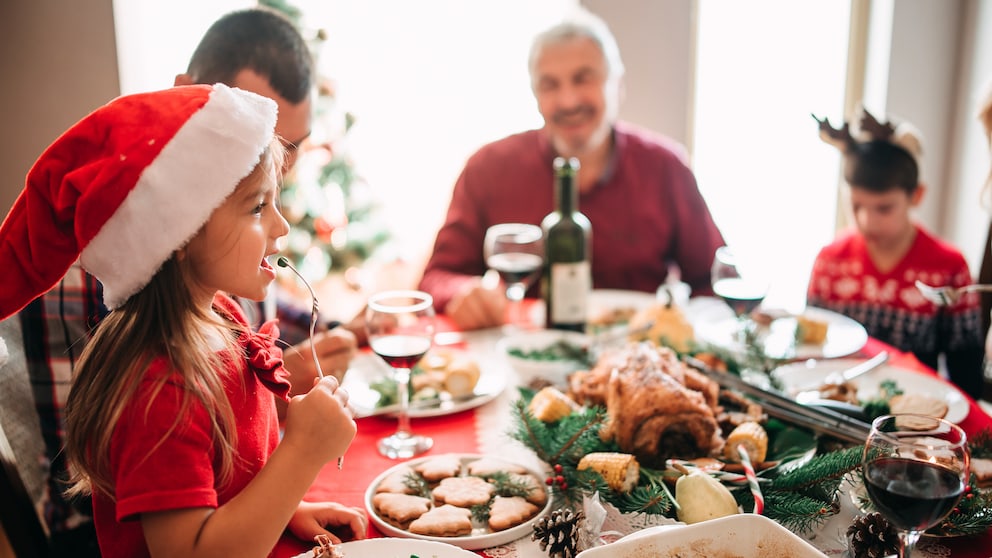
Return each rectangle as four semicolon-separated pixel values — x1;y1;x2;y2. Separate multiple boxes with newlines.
528;8;625;89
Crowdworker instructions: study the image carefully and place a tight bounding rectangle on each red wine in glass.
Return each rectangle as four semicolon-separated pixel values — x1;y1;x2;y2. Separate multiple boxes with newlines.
861;414;969;557
712;277;766;317
486;252;542;286
484;223;544;330
365;290;436;459
370;335;432;369
864;457;965;532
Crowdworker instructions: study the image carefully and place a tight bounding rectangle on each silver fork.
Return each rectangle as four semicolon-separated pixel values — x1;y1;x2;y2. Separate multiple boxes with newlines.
914;280;992;306
277;257;344;470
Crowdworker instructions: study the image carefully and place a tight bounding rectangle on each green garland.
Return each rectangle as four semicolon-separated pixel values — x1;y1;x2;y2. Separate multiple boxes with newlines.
509;389;992;537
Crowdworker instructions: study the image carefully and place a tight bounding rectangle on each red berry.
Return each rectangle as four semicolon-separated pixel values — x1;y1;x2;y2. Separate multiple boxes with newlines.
559;482;568;490
554;464;563;474
545;477;554;486
555;475;565;484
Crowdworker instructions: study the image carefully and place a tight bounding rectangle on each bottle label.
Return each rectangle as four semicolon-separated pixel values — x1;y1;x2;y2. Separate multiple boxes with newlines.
550;261;590;323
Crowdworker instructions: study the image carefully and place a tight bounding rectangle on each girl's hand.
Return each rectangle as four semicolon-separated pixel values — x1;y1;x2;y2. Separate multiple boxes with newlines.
282;375;356;465
288;501;368;544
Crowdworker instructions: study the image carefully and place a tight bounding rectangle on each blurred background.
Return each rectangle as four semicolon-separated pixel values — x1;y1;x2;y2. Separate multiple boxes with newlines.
2;0;990;316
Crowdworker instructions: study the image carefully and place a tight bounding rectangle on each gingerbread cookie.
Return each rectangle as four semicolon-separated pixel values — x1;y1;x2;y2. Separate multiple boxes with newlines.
372;492;431;525
488;496;539;532
508;472;548;506
408;504;473;537
375;465;418;494
432;476;496;507
414;454;463;482
466;457;527;477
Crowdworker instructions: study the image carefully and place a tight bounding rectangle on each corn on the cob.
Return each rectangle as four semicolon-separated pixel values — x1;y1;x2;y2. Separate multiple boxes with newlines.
723;421;768;464
577;452;640;492
527;386;578;422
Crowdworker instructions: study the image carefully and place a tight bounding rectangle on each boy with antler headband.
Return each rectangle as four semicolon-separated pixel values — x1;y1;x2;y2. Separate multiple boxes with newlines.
808;108;984;399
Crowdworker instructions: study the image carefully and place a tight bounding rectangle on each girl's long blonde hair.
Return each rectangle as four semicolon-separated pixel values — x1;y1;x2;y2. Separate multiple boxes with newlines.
63;147;278;500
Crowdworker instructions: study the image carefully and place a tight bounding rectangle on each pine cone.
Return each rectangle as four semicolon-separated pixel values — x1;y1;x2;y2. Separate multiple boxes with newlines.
532;508;584;558
847;512;899;558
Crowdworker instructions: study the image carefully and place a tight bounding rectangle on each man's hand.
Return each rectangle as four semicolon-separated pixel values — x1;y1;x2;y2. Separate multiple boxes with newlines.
284;328;358;390
444;276;507;330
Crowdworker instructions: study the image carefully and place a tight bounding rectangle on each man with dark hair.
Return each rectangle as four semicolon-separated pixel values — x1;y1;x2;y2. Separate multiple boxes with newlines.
19;8;357;550
176;7;313;172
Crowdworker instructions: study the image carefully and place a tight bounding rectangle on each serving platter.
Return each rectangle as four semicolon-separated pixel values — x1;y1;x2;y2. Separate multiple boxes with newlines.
364;453;552;550
771;358;969;423
694;306;868;360
342;351;505;418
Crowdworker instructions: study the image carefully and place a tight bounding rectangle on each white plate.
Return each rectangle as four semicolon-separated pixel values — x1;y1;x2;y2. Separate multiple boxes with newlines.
293;538;477;558
364;453;552;550
576;514;827;558
771;358;969;423
694;306;868;360
342;352;505;418
588;289;657;322
497;329;590;389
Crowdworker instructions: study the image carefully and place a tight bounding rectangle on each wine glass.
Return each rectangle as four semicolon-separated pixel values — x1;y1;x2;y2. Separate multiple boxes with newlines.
711;246;768;340
861;414;969;557
365;290;436;458
484;223;544;330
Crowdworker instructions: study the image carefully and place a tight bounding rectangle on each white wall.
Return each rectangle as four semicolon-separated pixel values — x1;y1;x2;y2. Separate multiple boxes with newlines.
947;0;992;273
2;0;991;279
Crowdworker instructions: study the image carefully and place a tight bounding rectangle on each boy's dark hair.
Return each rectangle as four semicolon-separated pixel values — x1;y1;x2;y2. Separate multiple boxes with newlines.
186;8;312;104
843;140;920;194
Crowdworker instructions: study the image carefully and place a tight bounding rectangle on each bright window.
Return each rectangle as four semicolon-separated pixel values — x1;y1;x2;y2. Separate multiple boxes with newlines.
692;0;852;311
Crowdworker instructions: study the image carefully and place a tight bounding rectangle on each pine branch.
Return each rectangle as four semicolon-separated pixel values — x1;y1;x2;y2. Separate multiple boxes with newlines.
765;445;862;492
763;492;839;534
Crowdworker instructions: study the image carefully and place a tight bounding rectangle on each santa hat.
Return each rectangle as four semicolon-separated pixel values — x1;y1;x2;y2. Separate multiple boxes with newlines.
0;83;277;320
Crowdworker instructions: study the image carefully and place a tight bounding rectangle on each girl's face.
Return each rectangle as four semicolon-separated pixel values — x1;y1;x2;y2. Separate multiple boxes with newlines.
848;186;921;252
184;155;290;307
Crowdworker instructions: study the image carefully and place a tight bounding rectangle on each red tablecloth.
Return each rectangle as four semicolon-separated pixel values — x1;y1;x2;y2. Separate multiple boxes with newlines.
273;336;992;557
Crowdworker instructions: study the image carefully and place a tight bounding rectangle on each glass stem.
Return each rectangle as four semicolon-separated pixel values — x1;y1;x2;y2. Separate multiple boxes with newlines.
506;283;525;327
898;529;922;557
395;366;412;437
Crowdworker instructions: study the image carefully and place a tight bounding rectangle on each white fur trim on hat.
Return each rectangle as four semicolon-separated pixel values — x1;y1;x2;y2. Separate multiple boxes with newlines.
80;84;277;309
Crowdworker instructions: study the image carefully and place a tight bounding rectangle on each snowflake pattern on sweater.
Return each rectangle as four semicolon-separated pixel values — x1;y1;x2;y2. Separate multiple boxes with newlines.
807;226;983;374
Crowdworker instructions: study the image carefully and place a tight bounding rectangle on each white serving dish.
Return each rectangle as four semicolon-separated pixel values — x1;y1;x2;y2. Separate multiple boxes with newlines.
342;351;506;418
576;514;828;558
497;329;590;389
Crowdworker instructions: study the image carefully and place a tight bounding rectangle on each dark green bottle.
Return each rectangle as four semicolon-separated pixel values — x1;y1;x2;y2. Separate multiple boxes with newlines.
541;157;591;332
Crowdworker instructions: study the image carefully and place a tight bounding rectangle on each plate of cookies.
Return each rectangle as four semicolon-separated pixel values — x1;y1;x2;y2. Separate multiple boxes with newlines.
342;349;506;418
365;453;553;550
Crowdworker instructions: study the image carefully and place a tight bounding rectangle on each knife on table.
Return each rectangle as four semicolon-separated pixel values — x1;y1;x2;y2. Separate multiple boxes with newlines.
791;351;889;394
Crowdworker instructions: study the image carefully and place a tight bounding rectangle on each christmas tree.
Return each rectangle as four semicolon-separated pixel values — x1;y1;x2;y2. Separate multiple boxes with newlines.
262;0;392;283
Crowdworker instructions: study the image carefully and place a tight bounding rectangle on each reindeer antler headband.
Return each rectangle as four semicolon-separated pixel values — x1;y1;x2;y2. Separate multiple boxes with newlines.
811;106;923;168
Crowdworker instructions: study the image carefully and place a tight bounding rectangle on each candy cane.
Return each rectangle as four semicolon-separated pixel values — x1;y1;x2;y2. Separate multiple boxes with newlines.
737;444;764;514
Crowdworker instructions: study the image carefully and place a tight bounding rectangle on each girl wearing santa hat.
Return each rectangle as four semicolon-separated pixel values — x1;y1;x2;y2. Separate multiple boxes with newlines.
0;83;364;557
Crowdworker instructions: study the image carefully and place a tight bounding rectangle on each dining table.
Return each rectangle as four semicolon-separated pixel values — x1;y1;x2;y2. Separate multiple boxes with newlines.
272;297;992;558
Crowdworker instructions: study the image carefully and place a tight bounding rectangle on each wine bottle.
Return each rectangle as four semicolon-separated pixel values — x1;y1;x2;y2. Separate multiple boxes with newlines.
541;157;591;332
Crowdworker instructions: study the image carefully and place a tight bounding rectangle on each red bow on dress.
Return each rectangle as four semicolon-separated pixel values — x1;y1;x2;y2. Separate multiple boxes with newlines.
244;319;291;401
